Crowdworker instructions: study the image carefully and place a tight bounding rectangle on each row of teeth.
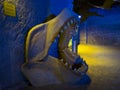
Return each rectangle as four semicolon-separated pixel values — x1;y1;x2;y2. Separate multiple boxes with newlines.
59;17;77;34
54;17;77;42
55;17;85;75
59;58;85;74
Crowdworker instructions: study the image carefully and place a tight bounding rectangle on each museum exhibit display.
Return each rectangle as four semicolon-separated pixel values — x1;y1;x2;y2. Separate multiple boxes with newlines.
0;0;120;90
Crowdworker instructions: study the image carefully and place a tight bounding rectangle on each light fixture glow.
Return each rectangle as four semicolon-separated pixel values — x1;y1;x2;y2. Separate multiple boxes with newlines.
78;15;81;19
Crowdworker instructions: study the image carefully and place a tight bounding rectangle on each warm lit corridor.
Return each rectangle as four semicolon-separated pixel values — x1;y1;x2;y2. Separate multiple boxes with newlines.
78;44;120;89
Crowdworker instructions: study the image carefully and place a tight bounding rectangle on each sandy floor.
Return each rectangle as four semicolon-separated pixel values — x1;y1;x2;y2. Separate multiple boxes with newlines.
23;45;120;90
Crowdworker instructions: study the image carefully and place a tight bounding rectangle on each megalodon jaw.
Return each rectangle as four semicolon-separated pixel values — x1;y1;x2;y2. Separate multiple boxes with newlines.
22;8;88;87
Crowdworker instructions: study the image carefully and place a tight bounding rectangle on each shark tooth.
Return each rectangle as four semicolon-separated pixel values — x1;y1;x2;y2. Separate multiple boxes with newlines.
75;24;79;32
73;18;76;22
77;69;81;73
63;25;67;30
57;34;60;38
74;68;77;72
77;69;84;75
60;29;64;33
60;59;64;62
67;22;70;26
70;19;73;24
64;62;68;66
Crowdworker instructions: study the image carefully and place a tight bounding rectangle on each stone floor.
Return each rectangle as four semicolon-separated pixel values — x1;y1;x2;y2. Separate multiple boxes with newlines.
22;45;120;90
78;44;120;90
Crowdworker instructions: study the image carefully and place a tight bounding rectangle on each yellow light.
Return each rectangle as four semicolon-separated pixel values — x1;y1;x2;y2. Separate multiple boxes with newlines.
68;39;72;48
77;44;118;66
77;44;114;56
78;44;98;55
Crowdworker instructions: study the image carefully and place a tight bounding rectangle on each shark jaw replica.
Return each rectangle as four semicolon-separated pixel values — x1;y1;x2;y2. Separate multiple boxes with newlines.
22;8;88;87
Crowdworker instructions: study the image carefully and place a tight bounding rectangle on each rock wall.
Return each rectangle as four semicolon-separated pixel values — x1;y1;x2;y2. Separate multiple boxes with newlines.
0;0;50;89
50;0;73;15
80;7;120;46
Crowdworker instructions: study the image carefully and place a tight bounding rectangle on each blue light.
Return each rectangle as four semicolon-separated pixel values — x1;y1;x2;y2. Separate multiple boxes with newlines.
78;15;81;19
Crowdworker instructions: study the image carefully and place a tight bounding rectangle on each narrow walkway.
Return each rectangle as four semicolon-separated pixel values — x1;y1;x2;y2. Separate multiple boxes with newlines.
78;44;120;90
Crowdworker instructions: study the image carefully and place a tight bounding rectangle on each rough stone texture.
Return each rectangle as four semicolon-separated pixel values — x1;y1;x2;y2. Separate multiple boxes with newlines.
0;0;50;89
50;0;73;15
80;7;120;46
